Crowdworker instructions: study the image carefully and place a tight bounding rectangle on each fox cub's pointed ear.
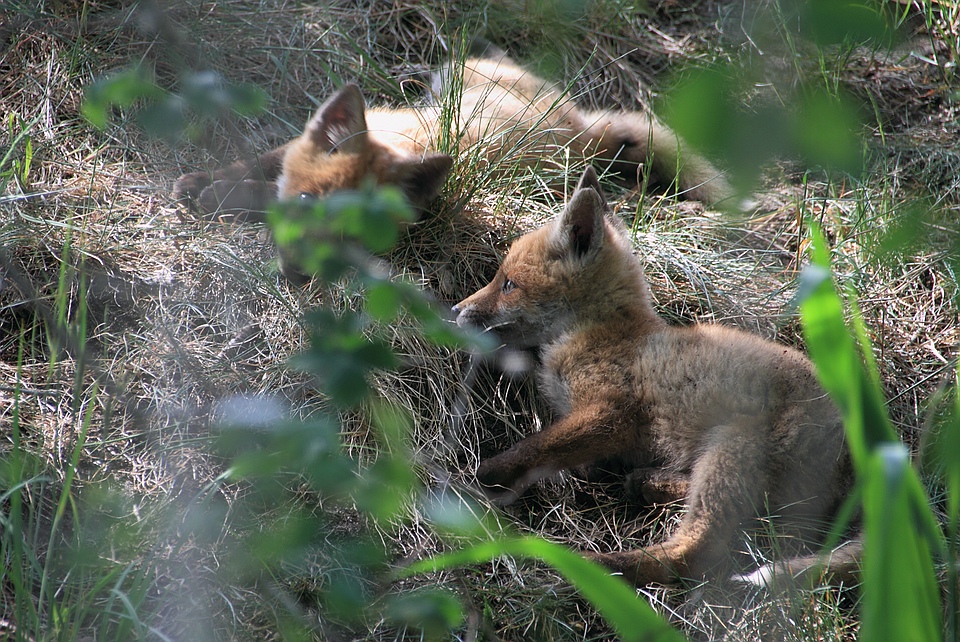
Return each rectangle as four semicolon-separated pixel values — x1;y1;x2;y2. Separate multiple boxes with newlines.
553;184;606;262
393;153;454;209
575;166;608;210
306;83;368;154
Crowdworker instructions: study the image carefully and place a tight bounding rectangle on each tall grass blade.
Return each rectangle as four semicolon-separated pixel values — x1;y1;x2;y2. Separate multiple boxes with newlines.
799;222;942;642
399;535;685;642
861;444;941;642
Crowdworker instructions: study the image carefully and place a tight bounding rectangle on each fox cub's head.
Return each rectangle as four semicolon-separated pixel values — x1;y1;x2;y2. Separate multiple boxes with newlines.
277;84;453;210
453;167;645;347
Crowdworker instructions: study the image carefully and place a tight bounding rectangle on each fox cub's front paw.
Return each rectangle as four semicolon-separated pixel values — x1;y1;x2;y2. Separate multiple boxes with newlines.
172;171;212;204
477;458;518;492
198;180;249;215
173;174;271;220
477;457;524;505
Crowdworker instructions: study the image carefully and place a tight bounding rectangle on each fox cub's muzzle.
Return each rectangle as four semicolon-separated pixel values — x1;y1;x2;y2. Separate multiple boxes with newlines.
452;280;499;330
451;302;481;329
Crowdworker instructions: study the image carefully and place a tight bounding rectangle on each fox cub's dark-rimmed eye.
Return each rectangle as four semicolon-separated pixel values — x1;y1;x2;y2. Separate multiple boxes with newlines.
299;192;317;202
502;278;517;294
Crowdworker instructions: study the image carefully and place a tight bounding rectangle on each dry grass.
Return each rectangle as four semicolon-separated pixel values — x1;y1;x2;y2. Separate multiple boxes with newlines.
2;0;958;640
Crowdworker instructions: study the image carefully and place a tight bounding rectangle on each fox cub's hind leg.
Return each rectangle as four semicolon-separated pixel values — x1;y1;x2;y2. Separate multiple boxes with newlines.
624;468;690;506
592;419;768;585
173;144;288;221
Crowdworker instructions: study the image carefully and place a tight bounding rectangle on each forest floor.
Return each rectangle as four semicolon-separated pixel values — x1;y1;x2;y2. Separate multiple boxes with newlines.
2;0;959;640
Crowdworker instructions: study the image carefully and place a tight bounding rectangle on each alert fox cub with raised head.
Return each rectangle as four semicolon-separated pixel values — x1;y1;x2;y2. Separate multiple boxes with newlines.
453;167;857;587
173;51;733;221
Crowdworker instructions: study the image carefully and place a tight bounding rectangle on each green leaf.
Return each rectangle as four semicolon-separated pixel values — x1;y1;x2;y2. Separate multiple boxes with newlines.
323;567;373;620
794;90;862;173
801;0;891;46
666;65;736;156
180;70;269;117
248;511;323;566
355;457;416;523
20;136;32;183
366;282;402;322
225;82;270;116
385;589;464;639
137;96;187;141
666;66;790;192
82;67;163;129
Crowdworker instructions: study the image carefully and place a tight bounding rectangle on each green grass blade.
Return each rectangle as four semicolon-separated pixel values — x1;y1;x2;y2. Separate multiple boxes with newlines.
399;535;685;642
860;444;942;642
799;224;899;465
799;222;943;642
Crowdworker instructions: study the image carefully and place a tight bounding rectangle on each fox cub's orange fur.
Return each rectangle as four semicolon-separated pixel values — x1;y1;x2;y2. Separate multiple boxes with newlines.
173;53;733;220
453;167;856;587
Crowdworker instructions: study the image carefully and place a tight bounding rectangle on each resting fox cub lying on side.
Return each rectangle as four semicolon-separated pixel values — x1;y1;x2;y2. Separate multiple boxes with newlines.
173;51;734;223
453;167;859;587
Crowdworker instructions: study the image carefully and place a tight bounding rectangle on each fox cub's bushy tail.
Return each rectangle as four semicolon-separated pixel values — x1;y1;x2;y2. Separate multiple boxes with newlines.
581;109;732;204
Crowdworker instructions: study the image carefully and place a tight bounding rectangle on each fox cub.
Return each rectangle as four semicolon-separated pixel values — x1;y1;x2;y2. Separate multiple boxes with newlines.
173;52;733;221
453;167;856;587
